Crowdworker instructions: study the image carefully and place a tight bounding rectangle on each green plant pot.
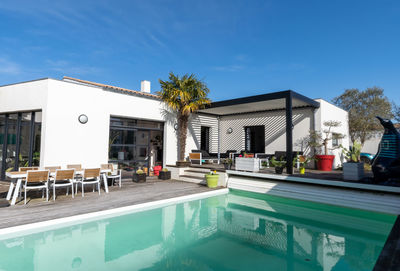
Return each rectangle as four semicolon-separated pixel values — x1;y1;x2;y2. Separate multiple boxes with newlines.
205;174;219;188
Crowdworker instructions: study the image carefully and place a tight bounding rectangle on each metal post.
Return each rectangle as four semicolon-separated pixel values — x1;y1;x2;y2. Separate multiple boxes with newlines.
286;92;293;174
28;112;36;167
1;114;9;180
14;113;22;171
217;116;220;163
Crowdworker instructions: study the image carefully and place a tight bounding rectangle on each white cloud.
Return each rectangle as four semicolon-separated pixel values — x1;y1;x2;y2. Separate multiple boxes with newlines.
212;64;244;72
45;59;102;75
0;58;21;75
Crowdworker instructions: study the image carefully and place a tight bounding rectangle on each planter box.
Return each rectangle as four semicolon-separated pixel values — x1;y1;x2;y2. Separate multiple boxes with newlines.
343;162;364;181
132;173;146;183
235;157;260;172
158;171;171;180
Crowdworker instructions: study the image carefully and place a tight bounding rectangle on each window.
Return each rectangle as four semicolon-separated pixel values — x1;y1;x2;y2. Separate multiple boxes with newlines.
0;111;42;179
108;116;164;171
332;133;340;147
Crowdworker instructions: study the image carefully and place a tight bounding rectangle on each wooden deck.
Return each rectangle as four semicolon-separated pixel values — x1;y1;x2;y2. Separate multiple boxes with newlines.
0;177;214;229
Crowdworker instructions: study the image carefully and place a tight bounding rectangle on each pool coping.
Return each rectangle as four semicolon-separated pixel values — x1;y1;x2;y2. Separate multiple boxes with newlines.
0;188;229;240
226;170;400;194
373;215;400;271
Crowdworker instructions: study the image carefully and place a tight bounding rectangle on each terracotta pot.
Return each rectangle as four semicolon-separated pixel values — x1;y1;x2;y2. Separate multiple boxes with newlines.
316;155;335;171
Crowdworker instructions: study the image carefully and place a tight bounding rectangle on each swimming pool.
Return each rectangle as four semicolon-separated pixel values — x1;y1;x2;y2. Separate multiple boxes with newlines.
0;189;396;271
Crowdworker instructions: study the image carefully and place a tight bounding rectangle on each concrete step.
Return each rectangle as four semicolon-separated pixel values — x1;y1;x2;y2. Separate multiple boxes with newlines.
178;175;206;185
183;171;209;179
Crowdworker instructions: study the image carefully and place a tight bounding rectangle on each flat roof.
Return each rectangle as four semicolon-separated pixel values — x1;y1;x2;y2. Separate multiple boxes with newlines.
199;90;320;116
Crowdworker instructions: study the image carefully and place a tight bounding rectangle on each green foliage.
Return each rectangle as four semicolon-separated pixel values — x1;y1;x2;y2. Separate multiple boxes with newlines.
136;169;144;174
295;155;314;169
302;121;344;155
270;156;286;168
161;168;169;172
157;72;211;161
341;141;362;163
332;87;393;145
221;158;233;165
393;103;400;123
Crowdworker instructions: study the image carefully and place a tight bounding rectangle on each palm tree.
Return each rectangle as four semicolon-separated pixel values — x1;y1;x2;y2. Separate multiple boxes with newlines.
157;72;211;162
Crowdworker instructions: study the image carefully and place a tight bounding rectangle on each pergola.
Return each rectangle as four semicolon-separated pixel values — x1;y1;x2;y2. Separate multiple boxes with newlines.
198;90;320;174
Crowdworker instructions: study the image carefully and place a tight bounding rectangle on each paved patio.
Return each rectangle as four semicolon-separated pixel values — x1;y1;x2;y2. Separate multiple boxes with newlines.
0;177;214;229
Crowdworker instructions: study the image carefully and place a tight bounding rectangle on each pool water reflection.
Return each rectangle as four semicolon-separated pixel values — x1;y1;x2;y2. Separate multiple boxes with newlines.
0;190;395;271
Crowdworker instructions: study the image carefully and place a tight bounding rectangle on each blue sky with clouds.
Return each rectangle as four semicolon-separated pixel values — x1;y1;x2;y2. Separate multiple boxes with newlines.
0;0;399;104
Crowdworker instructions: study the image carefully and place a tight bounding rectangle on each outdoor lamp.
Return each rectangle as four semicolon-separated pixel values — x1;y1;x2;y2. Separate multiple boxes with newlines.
227;128;233;134
78;114;88;124
174;123;178;130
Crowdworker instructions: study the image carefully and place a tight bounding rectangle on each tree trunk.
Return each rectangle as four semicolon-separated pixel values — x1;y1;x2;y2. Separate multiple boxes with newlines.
178;114;189;161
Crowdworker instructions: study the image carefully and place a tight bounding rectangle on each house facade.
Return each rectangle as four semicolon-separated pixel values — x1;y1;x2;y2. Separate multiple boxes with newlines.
0;77;349;179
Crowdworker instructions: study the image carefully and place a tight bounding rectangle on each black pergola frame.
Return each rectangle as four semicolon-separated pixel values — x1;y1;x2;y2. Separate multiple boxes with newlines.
199;90;320;174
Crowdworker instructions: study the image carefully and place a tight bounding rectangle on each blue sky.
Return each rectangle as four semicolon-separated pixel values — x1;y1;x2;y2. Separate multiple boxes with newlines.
0;0;399;104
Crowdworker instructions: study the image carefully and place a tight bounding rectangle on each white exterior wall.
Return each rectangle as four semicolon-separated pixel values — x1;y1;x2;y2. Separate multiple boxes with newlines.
219;108;314;154
0;79;178;168
361;132;381;154
0;79;49;166
314;99;350;168
185;114;219;155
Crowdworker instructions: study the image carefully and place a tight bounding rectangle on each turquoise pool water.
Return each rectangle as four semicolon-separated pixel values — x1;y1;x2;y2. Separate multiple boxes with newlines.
0;190;396;271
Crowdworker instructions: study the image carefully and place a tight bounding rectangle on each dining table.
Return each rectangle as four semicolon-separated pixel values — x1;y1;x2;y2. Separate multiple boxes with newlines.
5;169;111;205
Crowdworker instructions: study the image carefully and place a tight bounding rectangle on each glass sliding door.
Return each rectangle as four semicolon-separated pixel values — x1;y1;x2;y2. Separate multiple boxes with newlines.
109;116;164;174
0;111;42;179
5;114;18;173
0;115;5;175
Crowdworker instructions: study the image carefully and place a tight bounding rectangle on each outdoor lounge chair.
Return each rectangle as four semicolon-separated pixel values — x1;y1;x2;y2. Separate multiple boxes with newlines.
23;170;50;204
189;150;219;165
77;168;101;197
101;163;122;188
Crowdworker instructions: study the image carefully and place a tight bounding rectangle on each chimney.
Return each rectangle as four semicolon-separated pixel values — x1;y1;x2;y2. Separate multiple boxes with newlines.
141;80;151;93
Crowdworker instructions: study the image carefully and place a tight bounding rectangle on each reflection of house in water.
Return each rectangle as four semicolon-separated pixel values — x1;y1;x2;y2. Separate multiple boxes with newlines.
0;192;393;271
213;192;393;271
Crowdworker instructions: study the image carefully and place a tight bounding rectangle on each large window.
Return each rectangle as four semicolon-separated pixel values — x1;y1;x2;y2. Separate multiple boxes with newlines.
109;117;163;172
0;111;42;179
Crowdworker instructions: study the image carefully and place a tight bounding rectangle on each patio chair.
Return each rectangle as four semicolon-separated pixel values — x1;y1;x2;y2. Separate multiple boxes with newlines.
45;166;61;173
51;169;75;201
101;163;122;188
19;167;39;172
77;168;101;197
189;150;219;165
67;164;82;170
23;170;50;204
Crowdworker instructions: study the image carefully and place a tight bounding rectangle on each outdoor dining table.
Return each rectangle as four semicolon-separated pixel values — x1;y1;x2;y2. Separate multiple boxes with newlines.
5;169;111;205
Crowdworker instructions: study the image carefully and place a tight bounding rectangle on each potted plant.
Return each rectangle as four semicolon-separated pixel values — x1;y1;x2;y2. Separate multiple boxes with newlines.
132;168;146;183
341;141;364;181
205;170;219;188
158;168;171;180
270;157;286;174
309;121;344;171
221;158;233;170
295;155;313;174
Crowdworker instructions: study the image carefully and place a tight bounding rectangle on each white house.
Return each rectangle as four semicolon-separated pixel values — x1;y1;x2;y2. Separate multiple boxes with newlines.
0;76;349;179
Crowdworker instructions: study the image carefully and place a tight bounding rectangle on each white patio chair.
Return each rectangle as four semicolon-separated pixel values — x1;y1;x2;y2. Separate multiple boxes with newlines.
51;169;75;201
24;170;50;205
101;163;122;188
77;168;101;197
